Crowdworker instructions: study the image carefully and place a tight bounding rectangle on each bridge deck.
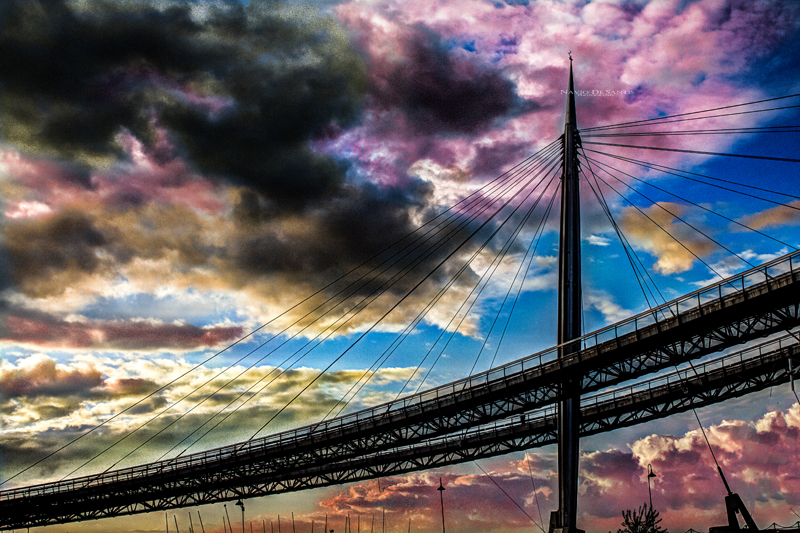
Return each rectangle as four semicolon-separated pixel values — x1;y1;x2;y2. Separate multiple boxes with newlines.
262;333;799;492
1;251;799;529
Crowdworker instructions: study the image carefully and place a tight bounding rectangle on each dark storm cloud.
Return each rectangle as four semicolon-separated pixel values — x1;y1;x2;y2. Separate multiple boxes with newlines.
2;209;107;296
0;0;495;321
471;141;529;177
368;24;539;135
0;0;367;206
0;176;453;315
232;179;435;278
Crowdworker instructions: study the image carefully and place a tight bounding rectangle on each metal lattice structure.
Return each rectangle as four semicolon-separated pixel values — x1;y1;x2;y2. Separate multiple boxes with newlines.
1;251;799;530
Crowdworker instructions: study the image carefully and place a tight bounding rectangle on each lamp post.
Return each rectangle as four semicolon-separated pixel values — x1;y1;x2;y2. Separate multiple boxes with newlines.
437;478;446;533
236;500;245;533
647;464;657;509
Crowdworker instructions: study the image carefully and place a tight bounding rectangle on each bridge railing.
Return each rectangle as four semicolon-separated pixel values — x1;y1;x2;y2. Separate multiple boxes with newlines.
2;251;798;500
368;331;800;455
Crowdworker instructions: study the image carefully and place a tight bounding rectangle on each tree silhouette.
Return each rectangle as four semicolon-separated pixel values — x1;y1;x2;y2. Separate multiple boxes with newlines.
617;503;668;533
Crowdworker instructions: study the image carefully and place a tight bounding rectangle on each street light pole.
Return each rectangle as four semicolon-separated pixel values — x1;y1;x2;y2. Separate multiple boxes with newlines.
437;478;446;533
647;464;657;509
236;500;245;533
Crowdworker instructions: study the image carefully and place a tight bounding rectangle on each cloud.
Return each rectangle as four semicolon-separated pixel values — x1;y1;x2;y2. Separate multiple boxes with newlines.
0;0;367;208
323;3;553;187
318;469;541;533
1;308;243;350
0;353;161;428
364;22;538;135
2;208;108;297
620;202;717;274
0;353;103;399
737;200;800;231
0;355;423;484
0;144;227;217
0;0;508;341
629;407;800;513
0;178;500;339
584;290;633;324
306;404;800;533
587;235;611;247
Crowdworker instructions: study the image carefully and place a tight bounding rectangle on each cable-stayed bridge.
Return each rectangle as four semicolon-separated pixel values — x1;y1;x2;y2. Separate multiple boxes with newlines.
2;66;800;532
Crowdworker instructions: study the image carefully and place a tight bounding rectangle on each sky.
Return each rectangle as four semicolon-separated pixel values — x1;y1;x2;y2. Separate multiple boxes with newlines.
1;0;800;532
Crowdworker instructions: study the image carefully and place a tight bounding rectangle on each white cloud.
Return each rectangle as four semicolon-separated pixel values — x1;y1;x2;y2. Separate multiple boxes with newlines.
585;290;634;324
588;235;612;246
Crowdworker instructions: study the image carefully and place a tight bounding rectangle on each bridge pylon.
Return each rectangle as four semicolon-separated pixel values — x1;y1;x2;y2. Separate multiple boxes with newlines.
550;55;584;533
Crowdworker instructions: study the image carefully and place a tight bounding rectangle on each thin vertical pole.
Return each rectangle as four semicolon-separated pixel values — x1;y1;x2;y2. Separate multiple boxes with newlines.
278;515;282;533
312;520;315;533
324;514;327;533
174;516;180;533
225;505;233;533
436;478;446;533
371;515;374;533
292;513;296;533
555;54;582;533
224;516;229;533
189;512;194;533
166;512;170;533
198;512;206;533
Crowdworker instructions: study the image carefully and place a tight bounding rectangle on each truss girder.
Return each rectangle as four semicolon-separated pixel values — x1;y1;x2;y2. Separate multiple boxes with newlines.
580;293;800;391
3;343;797;531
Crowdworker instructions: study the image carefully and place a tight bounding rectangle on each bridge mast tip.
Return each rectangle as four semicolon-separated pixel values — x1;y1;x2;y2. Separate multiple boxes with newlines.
565;58;577;127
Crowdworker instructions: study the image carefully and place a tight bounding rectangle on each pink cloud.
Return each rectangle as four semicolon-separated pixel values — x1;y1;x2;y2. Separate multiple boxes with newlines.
4;200;53;219
2;311;242;351
323;0;799;196
317;470;542;533
306;404;800;533
1;137;226;218
94;130;227;213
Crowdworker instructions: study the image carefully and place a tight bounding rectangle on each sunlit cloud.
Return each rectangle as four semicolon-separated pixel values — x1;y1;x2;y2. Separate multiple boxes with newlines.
737;200;800;231
620;202;716;274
